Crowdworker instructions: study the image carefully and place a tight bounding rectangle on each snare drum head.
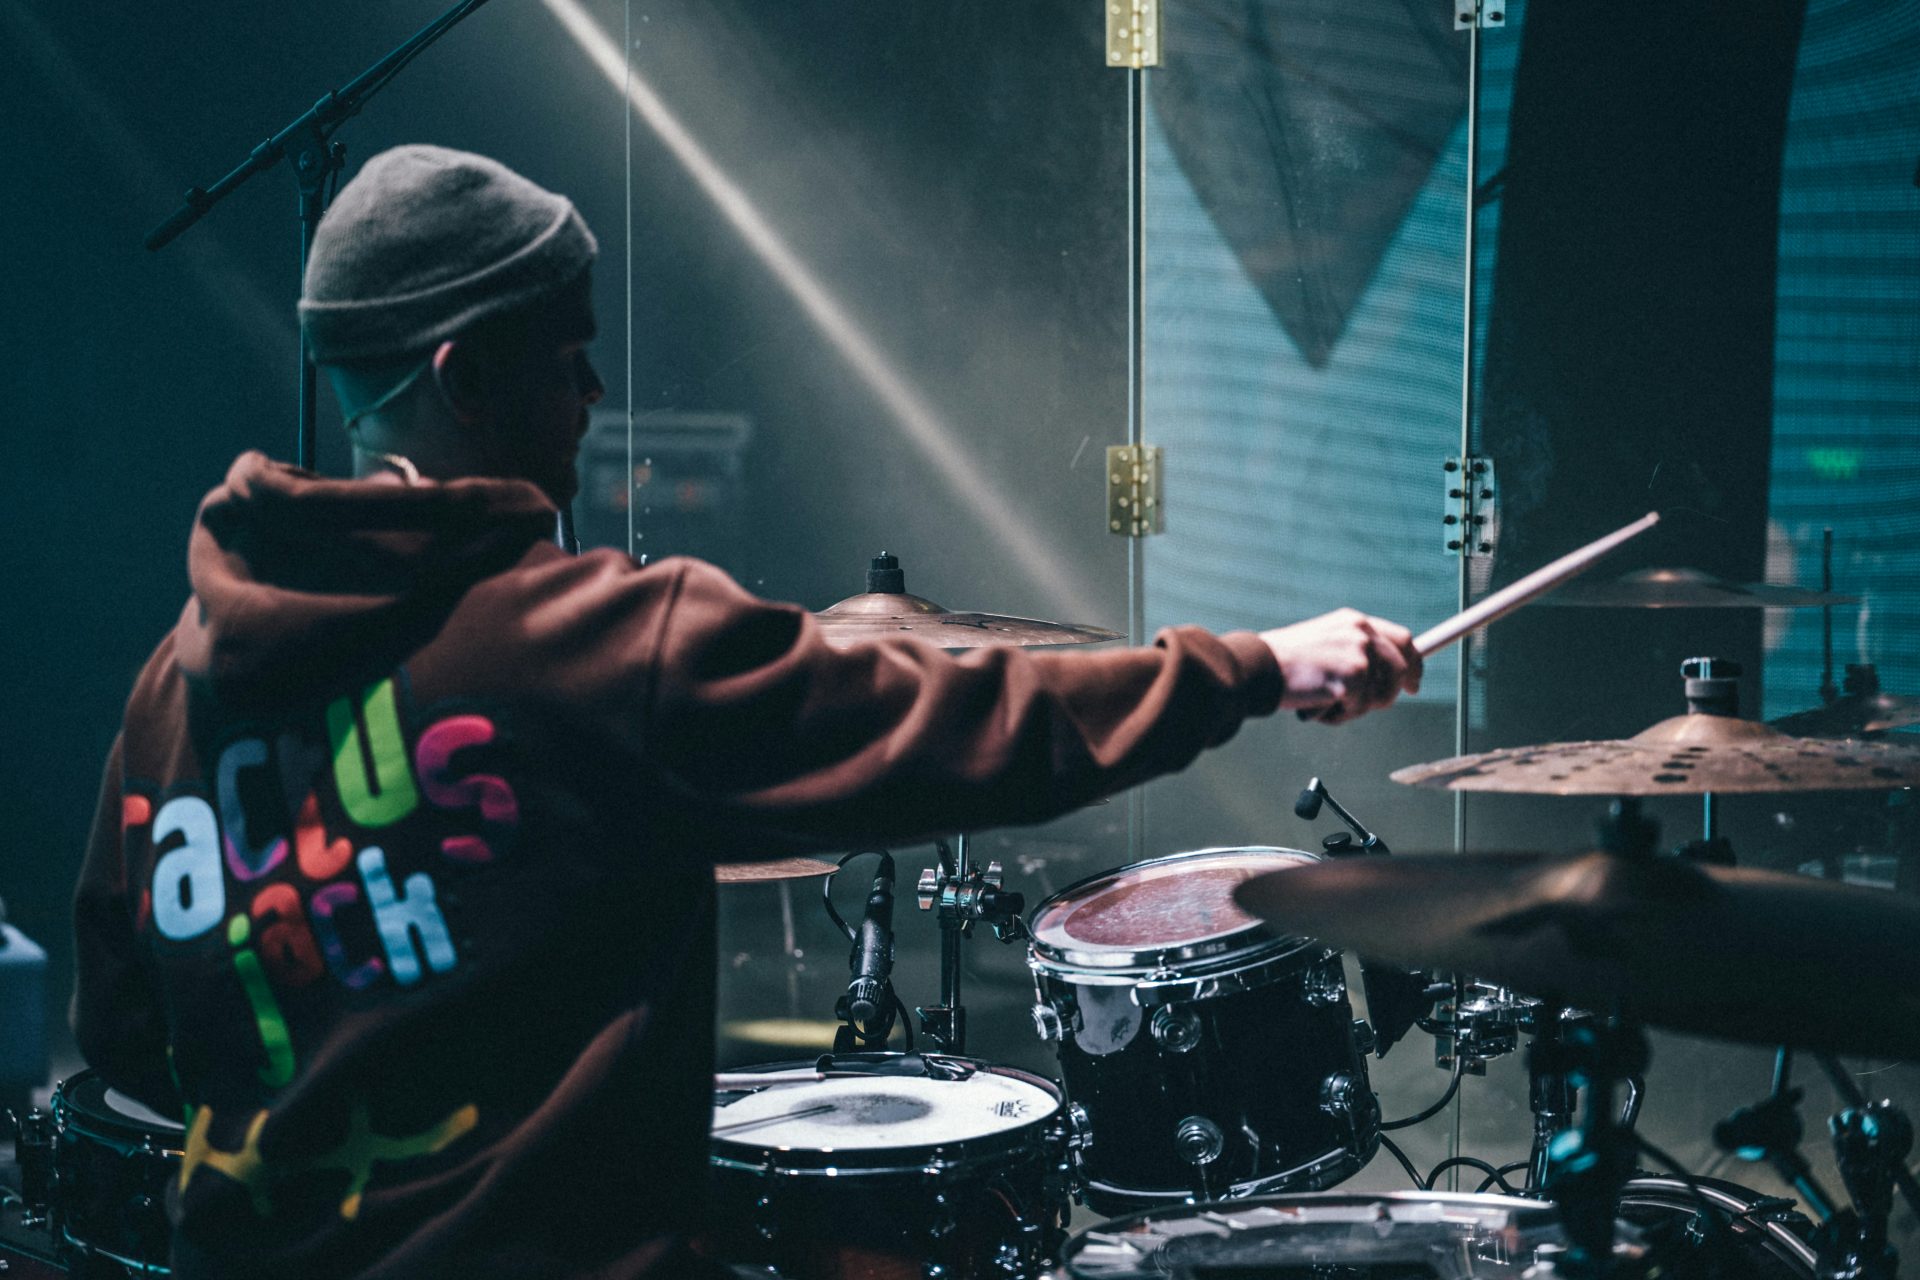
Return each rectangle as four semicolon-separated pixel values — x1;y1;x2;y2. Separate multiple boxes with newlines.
1029;847;1317;971
713;1062;1059;1157
57;1070;185;1145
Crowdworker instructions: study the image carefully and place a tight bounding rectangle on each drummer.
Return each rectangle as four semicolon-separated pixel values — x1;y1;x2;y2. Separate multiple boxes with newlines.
70;145;1422;1280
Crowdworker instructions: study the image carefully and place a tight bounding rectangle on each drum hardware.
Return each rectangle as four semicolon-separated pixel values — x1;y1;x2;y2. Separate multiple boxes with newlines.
915;837;1028;1056
1808;1052;1920;1280
1294;776;1436;1056
1027;847;1380;1214
1056;1181;1823;1278
708;1053;1072;1279
1714;1047;1840;1224
812;554;1121;650
830;853;901;1053
6;1073;185;1278
6;1108;51;1232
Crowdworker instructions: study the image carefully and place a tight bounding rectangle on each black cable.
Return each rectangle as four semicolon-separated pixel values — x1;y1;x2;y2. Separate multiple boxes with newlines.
821;850;873;943
1426;1156;1518;1196
1474;1161;1531;1195
1382;1056;1465;1131
1376;1133;1423;1188
891;988;915;1052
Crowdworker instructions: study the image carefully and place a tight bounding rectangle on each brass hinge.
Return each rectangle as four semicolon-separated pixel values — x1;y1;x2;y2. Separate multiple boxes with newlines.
1108;445;1164;537
1443;456;1495;556
1454;0;1507;30
1106;0;1162;69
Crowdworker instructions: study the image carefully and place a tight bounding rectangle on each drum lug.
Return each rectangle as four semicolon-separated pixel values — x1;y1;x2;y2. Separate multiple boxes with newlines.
1029;989;1080;1043
1301;957;1346;1008
1319;1071;1369;1145
1066;1102;1093;1155
6;1106;52;1227
1150;1005;1202;1054
1351;1019;1378;1057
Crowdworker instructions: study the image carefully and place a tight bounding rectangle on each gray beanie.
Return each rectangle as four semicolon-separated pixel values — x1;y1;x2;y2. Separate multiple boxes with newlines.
299;145;597;365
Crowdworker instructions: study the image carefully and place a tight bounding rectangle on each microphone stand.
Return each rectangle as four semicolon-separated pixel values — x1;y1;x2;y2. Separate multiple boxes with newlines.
142;0;497;471
1296;777;1435;1057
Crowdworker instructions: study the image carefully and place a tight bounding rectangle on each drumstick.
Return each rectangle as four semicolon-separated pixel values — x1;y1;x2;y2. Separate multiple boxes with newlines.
1412;511;1661;656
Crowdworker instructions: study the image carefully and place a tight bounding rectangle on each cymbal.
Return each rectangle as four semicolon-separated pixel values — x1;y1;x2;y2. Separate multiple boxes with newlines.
1773;693;1920;738
813;553;1120;650
1232;850;1920;1059
1391;712;1920;795
1536;567;1858;609
714;857;840;884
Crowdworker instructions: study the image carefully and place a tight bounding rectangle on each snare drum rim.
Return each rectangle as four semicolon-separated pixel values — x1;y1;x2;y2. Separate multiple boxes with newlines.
1616;1175;1820;1272
711;1056;1065;1178
1026;847;1323;978
53;1070;187;1158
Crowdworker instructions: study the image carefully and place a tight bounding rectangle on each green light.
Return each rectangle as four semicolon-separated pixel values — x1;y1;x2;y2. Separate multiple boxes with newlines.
1806;447;1863;481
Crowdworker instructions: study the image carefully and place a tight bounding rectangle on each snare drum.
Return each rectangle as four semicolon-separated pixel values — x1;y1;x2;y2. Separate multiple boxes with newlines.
708;1054;1076;1279
1058;1180;1819;1277
1026;847;1378;1213
50;1070;184;1275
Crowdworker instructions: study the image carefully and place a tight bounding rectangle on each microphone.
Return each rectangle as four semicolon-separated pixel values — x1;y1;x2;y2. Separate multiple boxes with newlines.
1297;777;1389;854
844;857;897;1028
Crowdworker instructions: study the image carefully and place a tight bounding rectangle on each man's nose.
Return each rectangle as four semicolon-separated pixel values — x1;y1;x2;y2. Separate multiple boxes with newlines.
575;351;605;406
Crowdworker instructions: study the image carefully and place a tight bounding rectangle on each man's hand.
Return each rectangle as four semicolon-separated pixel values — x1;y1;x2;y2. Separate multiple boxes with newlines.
1260;608;1423;724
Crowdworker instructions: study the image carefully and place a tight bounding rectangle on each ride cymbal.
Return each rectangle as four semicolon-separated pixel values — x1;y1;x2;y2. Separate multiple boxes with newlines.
1536;567;1858;609
814;553;1120;650
1232;850;1920;1059
1390;713;1920;795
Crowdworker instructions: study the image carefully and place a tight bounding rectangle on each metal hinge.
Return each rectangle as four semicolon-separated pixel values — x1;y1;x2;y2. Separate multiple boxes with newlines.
1443;456;1495;556
1106;0;1162;68
1108;445;1164;537
1454;0;1507;29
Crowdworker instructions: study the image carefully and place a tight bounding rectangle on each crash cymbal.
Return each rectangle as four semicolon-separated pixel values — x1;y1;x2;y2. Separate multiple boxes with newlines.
1232;850;1920;1059
714;857;840;884
1391;712;1920;795
1772;667;1920;738
814;553;1121;650
1772;694;1920;738
1537;567;1858;609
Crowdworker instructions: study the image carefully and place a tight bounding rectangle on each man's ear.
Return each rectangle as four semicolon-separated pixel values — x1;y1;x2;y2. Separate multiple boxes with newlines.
429;339;488;425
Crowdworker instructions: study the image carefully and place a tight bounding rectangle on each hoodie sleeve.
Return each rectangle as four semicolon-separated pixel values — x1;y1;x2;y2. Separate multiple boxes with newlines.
71;733;181;1116
641;558;1283;856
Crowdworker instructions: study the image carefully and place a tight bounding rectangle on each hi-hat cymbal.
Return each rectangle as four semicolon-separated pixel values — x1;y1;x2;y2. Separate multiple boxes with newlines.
1536;567;1858;609
714;857;840;884
813;553;1120;650
1391;712;1920;795
1232;850;1920;1059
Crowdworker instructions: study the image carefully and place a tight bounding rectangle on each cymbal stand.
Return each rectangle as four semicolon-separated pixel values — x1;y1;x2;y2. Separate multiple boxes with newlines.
1811;1053;1919;1280
1712;1047;1837;1222
1536;1019;1651;1278
914;835;1027;1054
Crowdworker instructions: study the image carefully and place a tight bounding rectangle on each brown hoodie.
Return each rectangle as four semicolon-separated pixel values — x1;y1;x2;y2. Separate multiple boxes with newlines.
72;451;1283;1279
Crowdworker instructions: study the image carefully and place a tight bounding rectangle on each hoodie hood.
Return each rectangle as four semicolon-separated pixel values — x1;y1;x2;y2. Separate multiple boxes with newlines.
175;452;558;714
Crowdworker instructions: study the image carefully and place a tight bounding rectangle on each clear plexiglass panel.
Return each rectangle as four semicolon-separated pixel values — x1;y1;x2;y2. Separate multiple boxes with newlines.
591;0;1137;1075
